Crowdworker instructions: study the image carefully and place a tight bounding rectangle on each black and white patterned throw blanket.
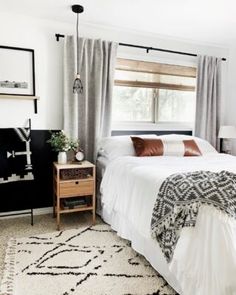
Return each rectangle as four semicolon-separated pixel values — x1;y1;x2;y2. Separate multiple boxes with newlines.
151;170;236;262
0;128;34;183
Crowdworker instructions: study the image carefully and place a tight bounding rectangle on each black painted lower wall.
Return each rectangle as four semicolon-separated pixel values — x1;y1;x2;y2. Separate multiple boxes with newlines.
0;129;58;213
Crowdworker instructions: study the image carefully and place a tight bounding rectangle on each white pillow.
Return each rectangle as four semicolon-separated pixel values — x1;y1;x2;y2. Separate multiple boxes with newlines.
157;134;218;155
98;134;158;160
98;133;217;160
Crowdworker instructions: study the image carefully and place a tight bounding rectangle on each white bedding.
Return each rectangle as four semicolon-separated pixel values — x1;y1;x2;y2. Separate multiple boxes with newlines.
100;153;236;295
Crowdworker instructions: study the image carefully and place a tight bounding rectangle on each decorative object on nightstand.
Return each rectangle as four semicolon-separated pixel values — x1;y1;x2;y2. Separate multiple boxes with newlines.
53;161;96;230
218;125;236;154
75;149;85;162
47;131;79;164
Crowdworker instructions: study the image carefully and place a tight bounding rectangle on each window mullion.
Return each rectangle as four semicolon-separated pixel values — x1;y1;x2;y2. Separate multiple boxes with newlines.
152;89;155;123
154;89;159;123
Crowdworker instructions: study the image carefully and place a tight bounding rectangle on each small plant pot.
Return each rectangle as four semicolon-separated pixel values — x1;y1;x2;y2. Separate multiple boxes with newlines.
58;151;67;164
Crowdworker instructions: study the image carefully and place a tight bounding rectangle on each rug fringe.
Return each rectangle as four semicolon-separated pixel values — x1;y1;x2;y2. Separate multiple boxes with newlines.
0;238;17;295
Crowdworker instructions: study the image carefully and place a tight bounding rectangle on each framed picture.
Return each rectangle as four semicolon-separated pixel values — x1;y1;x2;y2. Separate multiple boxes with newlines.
0;45;35;97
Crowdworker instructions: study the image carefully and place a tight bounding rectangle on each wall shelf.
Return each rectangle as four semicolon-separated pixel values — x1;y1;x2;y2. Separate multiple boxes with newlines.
0;95;39;114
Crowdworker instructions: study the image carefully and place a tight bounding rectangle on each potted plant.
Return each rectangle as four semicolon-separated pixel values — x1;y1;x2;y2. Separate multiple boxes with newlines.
47;131;79;164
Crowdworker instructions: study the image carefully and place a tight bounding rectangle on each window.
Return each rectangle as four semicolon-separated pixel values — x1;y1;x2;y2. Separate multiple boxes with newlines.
112;58;196;126
113;87;154;122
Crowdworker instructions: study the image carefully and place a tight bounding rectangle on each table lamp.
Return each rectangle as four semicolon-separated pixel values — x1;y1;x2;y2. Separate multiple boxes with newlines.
218;125;236;153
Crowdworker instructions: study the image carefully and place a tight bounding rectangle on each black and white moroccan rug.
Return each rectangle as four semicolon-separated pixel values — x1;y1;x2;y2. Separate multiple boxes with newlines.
0;224;177;295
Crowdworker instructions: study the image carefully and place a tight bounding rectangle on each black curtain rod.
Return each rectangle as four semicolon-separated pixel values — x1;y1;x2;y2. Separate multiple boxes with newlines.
55;33;227;61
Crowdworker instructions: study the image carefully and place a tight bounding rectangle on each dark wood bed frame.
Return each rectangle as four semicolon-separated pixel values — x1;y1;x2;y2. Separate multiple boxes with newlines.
111;130;192;136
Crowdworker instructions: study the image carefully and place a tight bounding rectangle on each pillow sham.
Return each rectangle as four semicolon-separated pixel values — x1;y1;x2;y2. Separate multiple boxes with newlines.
157;134;217;155
97;134;158;160
131;137;202;157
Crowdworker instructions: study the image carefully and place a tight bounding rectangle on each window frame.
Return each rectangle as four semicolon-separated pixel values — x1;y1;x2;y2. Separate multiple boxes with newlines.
112;58;197;128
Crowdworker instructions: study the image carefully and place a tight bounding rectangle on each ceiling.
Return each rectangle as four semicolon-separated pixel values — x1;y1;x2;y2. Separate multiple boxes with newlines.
1;0;236;47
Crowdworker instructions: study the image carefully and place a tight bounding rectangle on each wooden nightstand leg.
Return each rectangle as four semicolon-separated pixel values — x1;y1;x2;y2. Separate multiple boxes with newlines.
92;205;96;224
92;166;96;225
57;199;60;230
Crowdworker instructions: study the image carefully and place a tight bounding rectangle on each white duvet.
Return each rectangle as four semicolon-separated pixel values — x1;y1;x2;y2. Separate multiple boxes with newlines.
100;153;236;295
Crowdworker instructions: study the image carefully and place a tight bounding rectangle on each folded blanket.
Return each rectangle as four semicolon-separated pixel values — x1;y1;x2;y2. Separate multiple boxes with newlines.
151;170;236;262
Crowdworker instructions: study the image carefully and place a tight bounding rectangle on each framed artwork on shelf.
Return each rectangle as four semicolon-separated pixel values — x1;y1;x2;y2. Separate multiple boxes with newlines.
0;45;35;97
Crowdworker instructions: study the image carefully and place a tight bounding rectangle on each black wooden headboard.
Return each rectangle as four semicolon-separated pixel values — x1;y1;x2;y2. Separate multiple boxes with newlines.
111;130;192;136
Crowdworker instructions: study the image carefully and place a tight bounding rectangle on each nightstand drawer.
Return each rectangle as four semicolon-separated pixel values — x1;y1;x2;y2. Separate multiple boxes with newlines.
59;180;94;197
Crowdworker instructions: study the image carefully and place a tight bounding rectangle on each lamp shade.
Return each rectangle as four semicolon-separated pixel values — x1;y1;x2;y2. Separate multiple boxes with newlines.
218;125;236;138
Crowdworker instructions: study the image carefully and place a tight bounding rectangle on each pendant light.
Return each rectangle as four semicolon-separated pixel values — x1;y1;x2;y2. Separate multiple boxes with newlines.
72;4;84;94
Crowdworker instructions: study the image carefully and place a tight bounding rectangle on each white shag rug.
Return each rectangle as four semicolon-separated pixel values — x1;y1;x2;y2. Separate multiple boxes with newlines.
0;224;177;295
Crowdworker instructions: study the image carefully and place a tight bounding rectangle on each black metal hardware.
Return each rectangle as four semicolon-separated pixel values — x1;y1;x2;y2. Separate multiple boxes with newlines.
54;36;226;61
55;33;65;42
72;4;84;14
0;209;34;226
34;98;38;114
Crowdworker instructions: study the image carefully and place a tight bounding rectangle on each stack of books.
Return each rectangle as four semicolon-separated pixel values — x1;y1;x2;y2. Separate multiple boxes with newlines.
63;197;87;209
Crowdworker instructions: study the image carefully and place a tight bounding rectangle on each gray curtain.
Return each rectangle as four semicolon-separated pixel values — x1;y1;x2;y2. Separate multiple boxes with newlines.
194;55;221;149
63;37;118;162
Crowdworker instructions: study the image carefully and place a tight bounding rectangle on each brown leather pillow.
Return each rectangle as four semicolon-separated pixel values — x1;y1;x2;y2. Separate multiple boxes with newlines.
183;139;202;156
131;137;164;156
131;137;202;157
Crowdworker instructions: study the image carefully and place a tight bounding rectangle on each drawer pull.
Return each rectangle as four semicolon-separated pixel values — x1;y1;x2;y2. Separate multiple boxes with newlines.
75;181;79;185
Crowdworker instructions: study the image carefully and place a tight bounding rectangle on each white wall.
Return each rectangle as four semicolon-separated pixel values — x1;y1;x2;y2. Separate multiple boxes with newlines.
0;12;229;130
0;13;71;129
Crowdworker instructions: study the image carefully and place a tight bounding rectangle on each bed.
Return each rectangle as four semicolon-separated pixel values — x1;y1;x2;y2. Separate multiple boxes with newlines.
97;134;236;295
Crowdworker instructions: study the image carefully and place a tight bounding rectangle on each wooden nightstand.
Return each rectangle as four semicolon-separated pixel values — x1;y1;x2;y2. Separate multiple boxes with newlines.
53;161;96;230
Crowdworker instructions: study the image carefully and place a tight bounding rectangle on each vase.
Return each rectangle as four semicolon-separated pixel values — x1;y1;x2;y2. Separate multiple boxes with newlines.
58;151;67;164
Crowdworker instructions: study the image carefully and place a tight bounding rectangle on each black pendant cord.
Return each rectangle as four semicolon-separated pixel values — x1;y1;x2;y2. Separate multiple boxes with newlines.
76;12;79;76
55;34;227;61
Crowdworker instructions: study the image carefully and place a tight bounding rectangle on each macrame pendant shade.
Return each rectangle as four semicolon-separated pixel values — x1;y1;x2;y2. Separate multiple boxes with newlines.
72;4;84;94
